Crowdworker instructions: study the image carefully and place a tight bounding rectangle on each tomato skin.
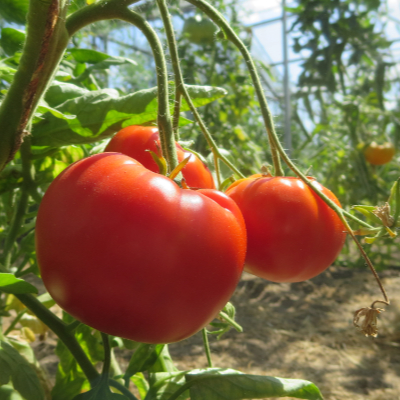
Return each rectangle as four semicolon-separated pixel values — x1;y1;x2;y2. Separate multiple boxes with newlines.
364;141;395;166
104;125;215;189
226;176;346;283
35;153;245;344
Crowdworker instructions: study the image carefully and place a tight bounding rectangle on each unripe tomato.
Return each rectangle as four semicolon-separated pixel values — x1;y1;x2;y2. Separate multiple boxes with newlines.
364;141;395;166
226;176;346;283
105;125;215;189
35;153;246;344
182;15;217;45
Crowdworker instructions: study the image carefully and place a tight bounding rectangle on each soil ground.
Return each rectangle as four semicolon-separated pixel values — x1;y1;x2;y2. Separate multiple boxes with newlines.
10;266;400;400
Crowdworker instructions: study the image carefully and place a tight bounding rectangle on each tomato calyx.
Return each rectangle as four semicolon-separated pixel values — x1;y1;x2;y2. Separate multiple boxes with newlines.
147;149;168;176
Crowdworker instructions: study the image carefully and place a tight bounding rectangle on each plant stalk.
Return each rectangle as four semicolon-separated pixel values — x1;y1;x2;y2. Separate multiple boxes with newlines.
185;0;284;176
157;0;244;183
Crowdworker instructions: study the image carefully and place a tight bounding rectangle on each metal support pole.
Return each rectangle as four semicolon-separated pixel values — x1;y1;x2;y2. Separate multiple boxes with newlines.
282;0;292;155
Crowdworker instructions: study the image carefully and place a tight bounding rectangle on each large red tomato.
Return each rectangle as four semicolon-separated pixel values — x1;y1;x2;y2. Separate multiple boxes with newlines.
35;153;246;344
226;175;346;283
104;125;215;189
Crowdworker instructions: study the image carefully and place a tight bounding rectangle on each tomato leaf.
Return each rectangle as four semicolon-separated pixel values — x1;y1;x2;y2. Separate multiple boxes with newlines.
72;378;128;400
352;205;384;226
388;178;400;225
45;82;90;107
123;344;164;385
0;0;29;25
31;84;227;147
145;372;189;400
69;48;117;64
0;341;45;400
0;28;26;56
185;368;324;400
0;274;38;294
129;373;149;399
52;313;104;400
0;385;24;400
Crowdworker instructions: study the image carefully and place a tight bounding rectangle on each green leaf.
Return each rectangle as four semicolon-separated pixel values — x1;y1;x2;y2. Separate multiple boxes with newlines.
0;62;17;83
352;206;383;226
32;84;227;147
124;344;164;384
130;373;149;399
52;313;103;400
0;28;26;56
186;369;324;400
0;0;29;24
0;341;45;400
145;372;189;400
0;385;24;400
72;378;127;400
36;292;56;309
388;178;400;223
0;274;38;294
45;82;90;107
69;48;113;64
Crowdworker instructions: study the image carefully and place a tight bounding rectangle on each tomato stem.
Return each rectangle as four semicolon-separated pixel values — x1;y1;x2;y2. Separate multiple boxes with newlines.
114;8;179;173
202;328;213;368
156;0;244;185
184;0;389;308
185;0;284;177
0;0;70;171
14;293;139;399
101;332;111;377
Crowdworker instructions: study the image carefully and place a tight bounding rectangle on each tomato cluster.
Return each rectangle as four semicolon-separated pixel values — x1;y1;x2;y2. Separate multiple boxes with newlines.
36;125;346;343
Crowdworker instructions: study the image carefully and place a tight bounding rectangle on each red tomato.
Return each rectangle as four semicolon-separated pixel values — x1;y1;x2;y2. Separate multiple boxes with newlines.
364;141;395;166
104;125;215;189
226;176;346;283
35;153;246;344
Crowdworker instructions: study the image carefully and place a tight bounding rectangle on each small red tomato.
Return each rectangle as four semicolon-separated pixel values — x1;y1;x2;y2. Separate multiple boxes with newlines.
364;141;395;166
35;153;246;344
105;125;215;189
226;175;346;283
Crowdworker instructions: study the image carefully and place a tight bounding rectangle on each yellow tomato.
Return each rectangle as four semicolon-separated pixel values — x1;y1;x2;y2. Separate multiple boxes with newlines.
364;142;395;165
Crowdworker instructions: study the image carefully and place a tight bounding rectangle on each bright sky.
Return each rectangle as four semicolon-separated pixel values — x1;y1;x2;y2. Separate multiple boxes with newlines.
239;0;400;88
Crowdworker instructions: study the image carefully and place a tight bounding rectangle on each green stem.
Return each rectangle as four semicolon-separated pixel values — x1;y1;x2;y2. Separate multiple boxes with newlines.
4;309;27;336
2;138;41;269
15;293;99;385
66;0;142;36
187;0;389;307
219;311;242;332
172;89;182;138
157;0;243;181
115;8;178;172
66;319;82;332
185;0;284;176
68;2;178;173
101;332;111;379
109;379;138;400
2;189;29;270
202;328;213;368
342;209;373;229
0;0;70;171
